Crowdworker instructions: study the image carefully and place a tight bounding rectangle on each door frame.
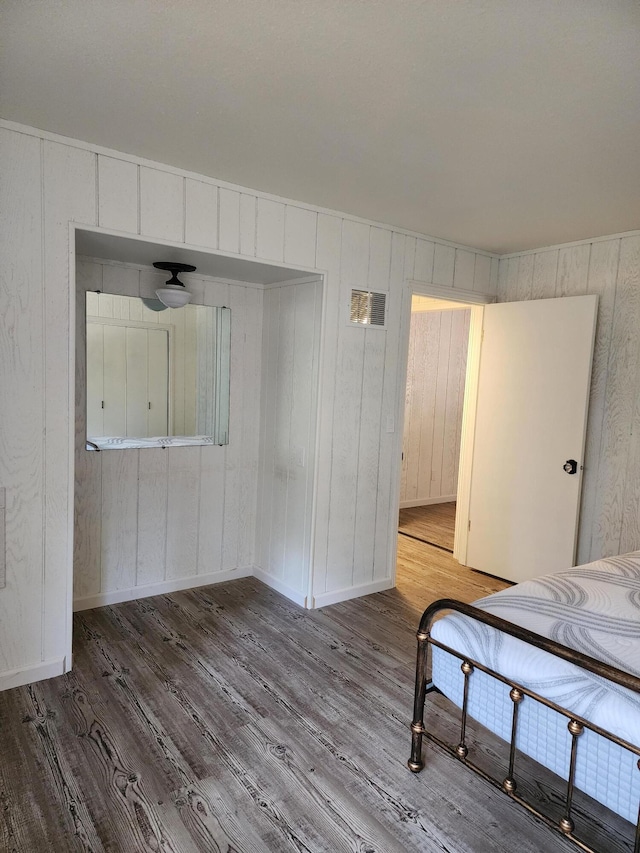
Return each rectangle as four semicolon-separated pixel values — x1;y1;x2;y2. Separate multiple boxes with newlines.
388;281;494;585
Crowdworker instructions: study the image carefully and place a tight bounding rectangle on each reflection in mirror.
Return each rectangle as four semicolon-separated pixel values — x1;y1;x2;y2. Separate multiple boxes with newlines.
86;292;230;450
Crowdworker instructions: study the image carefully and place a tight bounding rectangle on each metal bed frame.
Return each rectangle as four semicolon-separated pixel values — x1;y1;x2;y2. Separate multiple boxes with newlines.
408;598;640;853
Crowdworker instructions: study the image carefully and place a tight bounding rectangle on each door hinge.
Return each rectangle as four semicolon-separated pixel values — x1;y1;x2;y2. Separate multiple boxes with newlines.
468;519;471;531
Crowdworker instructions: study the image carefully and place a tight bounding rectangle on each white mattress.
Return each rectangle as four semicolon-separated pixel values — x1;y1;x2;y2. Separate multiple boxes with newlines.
430;552;640;823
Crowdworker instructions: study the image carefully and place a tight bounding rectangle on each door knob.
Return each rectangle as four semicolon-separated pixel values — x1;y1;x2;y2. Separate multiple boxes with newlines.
563;459;578;475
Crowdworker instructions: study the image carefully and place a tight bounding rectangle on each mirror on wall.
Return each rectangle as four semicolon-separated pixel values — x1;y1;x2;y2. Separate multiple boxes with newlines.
85;292;230;450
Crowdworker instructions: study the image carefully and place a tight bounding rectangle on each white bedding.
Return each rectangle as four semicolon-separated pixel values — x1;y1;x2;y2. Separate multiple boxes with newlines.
430;552;640;821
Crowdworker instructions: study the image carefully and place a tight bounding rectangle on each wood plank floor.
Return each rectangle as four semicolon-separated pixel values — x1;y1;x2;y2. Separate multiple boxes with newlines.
399;502;456;551
0;540;632;852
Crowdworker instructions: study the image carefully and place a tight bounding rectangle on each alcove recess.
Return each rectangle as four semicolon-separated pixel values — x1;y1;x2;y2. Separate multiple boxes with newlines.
73;228;322;611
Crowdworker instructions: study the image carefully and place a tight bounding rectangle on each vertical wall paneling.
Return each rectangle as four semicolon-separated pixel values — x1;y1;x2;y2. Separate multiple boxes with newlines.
165;447;200;580
185;179;218;249
197;446;225;575
577;239;620;563
284;206;318;269
531;250;559;300
515;253;535;301
433;243;455;287
310;215;342;595
43;141;97;662
413;239;435;282
0;129;44;670
496;255;510;302
221;285;245;571
442;310;471;494
74;261;102;599
400;306;470;507
239;194;257;257
473;254;491;293
326;220;369;590
237;286;263;570
618;238;640;552
98;156;138;233
196;278;230;576
272;288;295;579
256;198;285;262
353;228;391;586
594;236;640;556
1;119;516;685
257;288;279;573
139;167;184;243
256;280;322;598
102;264;139;297
453;249;476;291
218;189;241;253
412;314;439;499
136;449;168;586
403;236;417;281
429;311;452;496
373;231;407;580
489;257;500;294
101;449;138;591
284;282;320;592
556;244;591;297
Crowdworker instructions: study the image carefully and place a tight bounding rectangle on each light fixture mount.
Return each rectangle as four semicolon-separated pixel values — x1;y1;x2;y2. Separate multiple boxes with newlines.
153;261;196;308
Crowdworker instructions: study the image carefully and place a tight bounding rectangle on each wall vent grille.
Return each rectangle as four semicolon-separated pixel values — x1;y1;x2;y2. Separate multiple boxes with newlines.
350;289;387;328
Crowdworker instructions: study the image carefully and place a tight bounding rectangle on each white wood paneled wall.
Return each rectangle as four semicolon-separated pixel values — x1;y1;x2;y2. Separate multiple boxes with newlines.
74;258;262;607
497;234;640;565
0;118;497;689
400;308;470;507
256;280;322;605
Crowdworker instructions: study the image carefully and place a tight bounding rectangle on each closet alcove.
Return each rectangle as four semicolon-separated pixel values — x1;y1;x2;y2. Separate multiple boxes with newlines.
73;228;323;614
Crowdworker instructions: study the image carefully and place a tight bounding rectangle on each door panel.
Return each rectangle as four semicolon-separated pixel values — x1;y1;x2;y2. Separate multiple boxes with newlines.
464;295;597;582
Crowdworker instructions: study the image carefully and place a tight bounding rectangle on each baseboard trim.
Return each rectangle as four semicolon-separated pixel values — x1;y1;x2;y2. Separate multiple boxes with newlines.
73;567;254;612
0;656;67;691
312;577;394;609
252;567;307;608
399;496;456;509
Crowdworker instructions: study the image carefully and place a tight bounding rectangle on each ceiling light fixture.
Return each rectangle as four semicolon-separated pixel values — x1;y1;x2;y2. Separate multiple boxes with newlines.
153;261;196;308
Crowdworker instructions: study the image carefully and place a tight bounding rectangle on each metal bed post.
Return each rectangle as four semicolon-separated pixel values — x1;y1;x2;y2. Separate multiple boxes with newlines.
409;598;640;853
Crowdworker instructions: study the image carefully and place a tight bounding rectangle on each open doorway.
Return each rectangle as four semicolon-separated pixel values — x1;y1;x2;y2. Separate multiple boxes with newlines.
397;294;473;576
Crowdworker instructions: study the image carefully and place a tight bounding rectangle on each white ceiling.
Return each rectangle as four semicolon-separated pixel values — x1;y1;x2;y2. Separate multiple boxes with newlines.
2;1;639;254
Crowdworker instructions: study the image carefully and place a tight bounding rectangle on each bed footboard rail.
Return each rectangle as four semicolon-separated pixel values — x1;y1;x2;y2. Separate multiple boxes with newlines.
408;598;640;853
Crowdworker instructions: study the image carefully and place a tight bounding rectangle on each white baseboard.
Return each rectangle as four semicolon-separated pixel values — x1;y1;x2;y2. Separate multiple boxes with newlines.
73;567;254;612
252;567;307;608
399;495;456;508
0;656;67;691
312;577;394;609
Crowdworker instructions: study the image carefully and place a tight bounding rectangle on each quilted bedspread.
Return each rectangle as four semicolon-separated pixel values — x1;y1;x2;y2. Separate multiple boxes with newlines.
430;552;640;747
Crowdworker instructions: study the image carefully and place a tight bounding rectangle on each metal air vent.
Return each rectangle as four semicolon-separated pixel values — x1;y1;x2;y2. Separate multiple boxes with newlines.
350;289;387;328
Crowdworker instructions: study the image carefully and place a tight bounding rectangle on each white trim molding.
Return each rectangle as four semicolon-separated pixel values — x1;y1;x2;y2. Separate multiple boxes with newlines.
252;568;308;608
400;496;456;509
0;657;67;692
407;280;496;304
312;578;394;609
73;567;253;612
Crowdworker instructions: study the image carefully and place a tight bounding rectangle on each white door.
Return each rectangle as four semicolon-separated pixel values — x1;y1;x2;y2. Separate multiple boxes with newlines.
463;295;597;583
